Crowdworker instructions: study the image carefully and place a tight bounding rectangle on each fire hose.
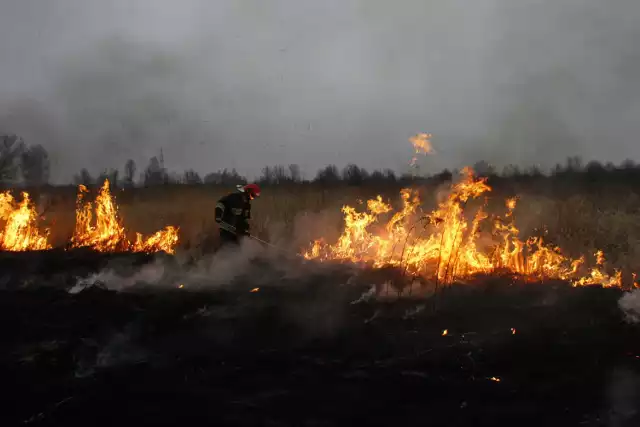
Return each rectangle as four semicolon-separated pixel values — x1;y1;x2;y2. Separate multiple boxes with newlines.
218;221;302;258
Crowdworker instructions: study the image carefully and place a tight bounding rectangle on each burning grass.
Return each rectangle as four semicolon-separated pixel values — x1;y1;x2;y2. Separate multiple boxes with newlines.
0;191;51;251
1;164;639;287
0;180;179;253
71;180;179;253
303;167;630;288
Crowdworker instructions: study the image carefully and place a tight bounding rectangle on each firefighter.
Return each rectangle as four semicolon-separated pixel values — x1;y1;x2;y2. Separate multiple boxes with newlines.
214;183;261;247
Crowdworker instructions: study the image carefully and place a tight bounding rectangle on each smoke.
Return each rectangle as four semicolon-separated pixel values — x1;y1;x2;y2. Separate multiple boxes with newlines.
66;240;373;343
70;259;168;293
69;240;262;292
618;289;640;324
1;0;640;182
287;208;345;251
68;236;359;293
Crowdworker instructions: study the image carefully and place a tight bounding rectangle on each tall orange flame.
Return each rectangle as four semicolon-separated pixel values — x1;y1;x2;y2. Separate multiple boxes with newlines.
304;167;625;287
71;180;179;253
0;191;51;251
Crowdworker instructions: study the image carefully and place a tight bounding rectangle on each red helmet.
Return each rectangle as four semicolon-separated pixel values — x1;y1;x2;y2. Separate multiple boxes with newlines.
238;183;261;199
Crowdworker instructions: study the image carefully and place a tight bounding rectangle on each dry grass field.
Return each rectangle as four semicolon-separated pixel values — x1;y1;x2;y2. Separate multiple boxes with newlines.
4;172;640;426
31;173;640;279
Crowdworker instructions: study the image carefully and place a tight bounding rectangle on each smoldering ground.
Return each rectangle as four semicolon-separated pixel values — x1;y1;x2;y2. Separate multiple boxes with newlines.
3;244;640;426
605;367;640;426
64;240;371;342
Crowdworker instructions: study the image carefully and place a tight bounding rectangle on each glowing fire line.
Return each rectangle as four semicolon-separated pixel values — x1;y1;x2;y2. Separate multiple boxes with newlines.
0;180;178;253
71;180;179;253
303;167;626;288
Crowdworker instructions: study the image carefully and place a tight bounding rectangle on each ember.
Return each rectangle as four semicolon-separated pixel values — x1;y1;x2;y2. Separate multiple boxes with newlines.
409;132;434;167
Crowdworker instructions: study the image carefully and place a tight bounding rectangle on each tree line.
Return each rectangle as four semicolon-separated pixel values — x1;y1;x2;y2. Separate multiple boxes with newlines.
72;161;419;187
2;133;640;189
48;156;640;191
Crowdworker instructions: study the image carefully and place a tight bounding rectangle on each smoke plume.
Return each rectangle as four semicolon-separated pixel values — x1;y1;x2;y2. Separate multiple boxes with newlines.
1;0;640;181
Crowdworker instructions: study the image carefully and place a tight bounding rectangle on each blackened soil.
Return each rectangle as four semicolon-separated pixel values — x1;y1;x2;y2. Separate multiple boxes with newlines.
1;254;639;426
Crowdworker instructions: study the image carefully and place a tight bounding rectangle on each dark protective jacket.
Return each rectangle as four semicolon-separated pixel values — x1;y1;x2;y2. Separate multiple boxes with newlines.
215;192;251;236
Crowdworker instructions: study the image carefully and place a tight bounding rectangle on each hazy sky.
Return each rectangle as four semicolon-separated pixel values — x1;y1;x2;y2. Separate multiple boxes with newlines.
1;0;639;182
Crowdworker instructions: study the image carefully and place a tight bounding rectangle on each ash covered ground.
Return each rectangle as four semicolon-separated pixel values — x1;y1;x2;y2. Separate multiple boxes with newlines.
2;243;640;426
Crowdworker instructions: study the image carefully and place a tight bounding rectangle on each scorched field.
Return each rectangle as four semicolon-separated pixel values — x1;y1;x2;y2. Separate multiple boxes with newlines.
1;167;640;426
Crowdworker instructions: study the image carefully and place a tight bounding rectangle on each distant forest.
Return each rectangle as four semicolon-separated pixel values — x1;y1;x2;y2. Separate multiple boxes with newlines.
2;133;640;190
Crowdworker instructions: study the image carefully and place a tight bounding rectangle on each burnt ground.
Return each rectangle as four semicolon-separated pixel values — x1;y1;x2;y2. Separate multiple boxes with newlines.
1;250;640;426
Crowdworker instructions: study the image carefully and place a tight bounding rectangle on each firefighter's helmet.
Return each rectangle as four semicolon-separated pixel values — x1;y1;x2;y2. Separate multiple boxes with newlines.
237;183;261;199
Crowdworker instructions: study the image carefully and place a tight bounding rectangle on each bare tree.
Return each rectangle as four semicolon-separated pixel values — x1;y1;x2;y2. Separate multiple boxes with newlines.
259;165;292;185
124;159;137;186
369;170;386;183
472;160;495;177
565;156;583;172
21;144;50;186
167;171;181;184
204;168;246;185
259;166;274;185
342;164;369;185
143;156;168;186
383;169;397;182
183;169;202;184
0;134;26;184
502;164;522;177
97;168;119;187
273;165;287;184
314;164;340;184
73;168;94;186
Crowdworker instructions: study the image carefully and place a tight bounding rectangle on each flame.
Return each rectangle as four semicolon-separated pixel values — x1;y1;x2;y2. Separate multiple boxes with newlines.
489;377;501;382
132;227;179;254
511;328;516;335
0;191;51;251
573;268;622;288
442;329;448;336
409;133;434;167
71;180;179;253
250;287;260;293
304;167;629;287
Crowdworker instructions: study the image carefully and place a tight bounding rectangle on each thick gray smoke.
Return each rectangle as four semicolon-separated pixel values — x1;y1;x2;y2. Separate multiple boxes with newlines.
618;289;640;323
1;0;640;182
70;240;274;292
68;238;357;293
